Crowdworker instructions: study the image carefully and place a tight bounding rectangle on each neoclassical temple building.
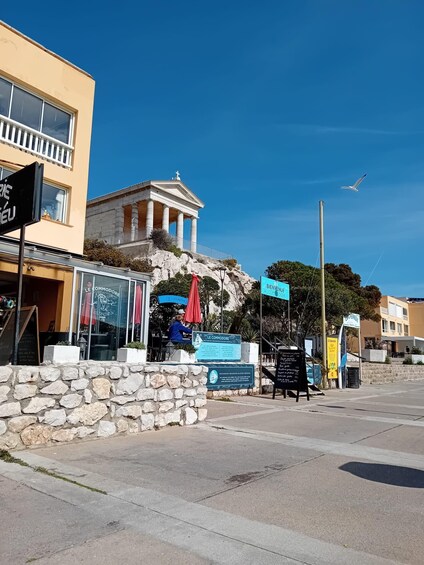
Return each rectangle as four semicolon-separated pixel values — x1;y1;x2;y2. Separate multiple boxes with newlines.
85;174;204;253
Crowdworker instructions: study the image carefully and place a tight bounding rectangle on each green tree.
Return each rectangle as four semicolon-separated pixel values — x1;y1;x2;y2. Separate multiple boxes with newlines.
84;239;152;273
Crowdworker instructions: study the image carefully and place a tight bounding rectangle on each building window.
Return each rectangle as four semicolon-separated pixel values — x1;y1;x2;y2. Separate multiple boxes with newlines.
1;77;72;145
388;302;396;316
0;166;67;224
397;323;402;334
404;325;409;336
382;319;388;333
403;307;408;319
390;321;396;332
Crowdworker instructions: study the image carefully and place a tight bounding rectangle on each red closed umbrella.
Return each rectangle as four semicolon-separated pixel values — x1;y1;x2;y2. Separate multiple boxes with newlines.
80;282;96;326
134;284;143;325
184;274;202;324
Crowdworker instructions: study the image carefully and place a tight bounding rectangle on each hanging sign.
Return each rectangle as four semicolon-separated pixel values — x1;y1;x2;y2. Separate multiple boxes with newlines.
0;163;43;236
343;313;360;329
327;337;338;379
260;276;290;301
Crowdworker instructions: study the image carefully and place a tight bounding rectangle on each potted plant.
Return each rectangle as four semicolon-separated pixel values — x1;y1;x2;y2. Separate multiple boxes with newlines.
169;343;196;363
117;341;147;363
411;346;424;364
241;328;259;363
43;341;80;363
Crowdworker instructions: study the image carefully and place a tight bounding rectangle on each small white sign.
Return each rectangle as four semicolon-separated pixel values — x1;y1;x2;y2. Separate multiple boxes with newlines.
343;313;360;329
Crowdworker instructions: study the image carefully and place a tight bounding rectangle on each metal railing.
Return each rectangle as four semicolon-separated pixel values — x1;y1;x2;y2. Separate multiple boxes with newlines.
0;114;73;168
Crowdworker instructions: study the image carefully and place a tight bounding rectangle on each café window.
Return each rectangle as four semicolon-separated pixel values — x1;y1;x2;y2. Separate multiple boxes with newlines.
0;76;72;145
0;166;67;224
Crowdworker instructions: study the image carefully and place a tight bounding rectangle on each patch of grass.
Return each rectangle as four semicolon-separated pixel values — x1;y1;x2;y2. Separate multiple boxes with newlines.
0;450;106;495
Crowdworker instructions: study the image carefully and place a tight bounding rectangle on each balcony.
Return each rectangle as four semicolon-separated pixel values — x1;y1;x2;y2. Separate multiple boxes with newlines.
0;114;73;168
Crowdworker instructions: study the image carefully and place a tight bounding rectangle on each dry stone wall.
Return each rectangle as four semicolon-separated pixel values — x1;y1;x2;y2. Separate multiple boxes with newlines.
0;362;208;450
361;363;424;384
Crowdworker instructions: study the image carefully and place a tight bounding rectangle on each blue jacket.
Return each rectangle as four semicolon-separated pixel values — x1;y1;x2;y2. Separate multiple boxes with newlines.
168;320;193;342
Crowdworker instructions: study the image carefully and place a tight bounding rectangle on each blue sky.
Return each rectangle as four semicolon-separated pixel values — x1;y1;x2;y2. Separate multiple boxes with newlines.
3;1;424;296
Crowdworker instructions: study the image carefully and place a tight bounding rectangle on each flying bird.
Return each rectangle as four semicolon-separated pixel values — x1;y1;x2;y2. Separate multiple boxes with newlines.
341;173;367;192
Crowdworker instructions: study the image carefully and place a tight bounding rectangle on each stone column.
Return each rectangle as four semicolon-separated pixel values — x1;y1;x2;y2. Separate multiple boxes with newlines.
190;217;197;253
162;204;169;233
146;199;154;239
131;203;138;242
115;206;125;244
177;211;184;249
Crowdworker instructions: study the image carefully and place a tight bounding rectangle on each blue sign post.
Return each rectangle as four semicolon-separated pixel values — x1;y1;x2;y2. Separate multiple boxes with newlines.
260;277;290;301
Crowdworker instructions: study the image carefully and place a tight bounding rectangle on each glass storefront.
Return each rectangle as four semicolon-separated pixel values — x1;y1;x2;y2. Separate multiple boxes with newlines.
73;270;147;361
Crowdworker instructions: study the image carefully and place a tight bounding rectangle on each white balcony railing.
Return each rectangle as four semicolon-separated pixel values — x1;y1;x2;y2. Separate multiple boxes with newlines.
0;114;73;168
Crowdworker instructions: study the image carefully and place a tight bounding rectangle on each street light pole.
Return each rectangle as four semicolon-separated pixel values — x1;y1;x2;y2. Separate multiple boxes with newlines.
219;267;226;333
319;200;328;388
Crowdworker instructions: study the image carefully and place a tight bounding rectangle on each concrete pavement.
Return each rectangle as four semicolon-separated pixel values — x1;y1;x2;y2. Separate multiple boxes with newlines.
1;380;424;564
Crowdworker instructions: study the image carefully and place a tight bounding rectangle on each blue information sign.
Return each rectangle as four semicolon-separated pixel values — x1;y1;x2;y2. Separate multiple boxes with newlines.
193;331;241;362
260;276;290;301
205;364;255;390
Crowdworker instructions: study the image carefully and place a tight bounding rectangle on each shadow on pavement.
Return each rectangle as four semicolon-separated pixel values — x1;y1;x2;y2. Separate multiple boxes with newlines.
340;462;424;488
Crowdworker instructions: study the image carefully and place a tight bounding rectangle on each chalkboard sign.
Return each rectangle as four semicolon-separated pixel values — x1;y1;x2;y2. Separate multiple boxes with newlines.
274;349;309;402
0;306;40;365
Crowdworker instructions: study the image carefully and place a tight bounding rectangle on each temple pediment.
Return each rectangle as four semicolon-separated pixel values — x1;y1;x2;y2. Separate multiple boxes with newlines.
151;181;204;209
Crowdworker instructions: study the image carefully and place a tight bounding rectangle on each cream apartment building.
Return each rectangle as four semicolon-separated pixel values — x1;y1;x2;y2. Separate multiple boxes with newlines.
0;22;150;361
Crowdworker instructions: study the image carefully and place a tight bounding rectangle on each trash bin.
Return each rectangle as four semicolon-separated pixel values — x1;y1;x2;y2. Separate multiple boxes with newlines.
347;367;360;389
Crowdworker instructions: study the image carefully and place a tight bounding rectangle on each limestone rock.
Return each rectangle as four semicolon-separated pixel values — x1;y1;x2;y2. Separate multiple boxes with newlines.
39;367;61;382
174;388;184;399
181;378;193;388
165;410;181;425
155;413;166;428
176;399;188;408
142;401;155;413
162;365;178;374
128;422;139;433
18;368;39;383
149;373;167;389
85;366;105;378
21;424;53;446
0;402;21;417
0;384;11;403
0;431;20;450
0;421;6;435
184;388;197;397
158;388;173;401
71;378;89;391
52;429;77;442
67;402;108;426
13;384;37;400
129;364;145;373
108;366;122;380
197;386;208;396
136;388;155;401
184;407;198;425
8;416;37;433
194;398;207;408
159;401;174;413
116;405;142;419
41;381;69;395
190;365;204;376
97;421;116;437
74;426;95;439
116;418;129;433
92;378;111;399
84;389;93;404
115;373;144;395
167;375;181;388
141;413;154;431
176;365;189;376
144;364;160;373
198;408;207;421
61;367;79;381
59;394;82;409
0;366;12;382
41;409;67;427
111;396;136;405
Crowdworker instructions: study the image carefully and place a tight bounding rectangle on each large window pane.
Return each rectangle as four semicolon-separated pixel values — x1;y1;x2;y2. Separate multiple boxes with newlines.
0;77;12;117
41;183;67;223
10;86;42;131
42;102;71;143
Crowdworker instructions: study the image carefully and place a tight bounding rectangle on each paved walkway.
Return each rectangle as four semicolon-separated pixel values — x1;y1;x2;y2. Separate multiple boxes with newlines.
1;380;424;564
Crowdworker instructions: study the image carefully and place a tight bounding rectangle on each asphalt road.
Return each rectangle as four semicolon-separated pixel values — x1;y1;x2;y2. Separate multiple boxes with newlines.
1;380;424;564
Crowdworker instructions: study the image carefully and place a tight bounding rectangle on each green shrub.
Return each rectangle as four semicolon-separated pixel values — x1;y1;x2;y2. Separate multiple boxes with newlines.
411;346;423;354
169;244;183;258
56;341;71;346
403;356;413;365
416;360;424;365
150;228;174;250
84;239;152;273
221;258;238;269
124;342;145;350
384;356;391;364
173;343;196;354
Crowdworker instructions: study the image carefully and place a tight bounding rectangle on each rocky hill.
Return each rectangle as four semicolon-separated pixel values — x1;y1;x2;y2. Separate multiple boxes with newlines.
147;248;255;311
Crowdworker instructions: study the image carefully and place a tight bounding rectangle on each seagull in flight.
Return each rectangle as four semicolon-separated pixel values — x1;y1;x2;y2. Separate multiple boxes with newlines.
341;173;367;192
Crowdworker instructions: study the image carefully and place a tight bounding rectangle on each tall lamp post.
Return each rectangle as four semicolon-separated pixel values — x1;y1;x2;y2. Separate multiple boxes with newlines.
319;200;328;389
219;267;226;333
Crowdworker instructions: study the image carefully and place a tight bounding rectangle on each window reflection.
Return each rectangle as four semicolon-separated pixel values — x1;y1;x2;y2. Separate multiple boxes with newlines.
10;86;42;131
42;103;70;144
0;77;11;116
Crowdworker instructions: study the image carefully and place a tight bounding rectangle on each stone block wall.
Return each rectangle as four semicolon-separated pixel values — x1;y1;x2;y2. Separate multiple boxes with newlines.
361;363;424;384
0;362;208;450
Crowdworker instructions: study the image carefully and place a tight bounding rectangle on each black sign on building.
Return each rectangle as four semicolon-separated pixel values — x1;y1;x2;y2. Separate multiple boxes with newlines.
0;162;43;236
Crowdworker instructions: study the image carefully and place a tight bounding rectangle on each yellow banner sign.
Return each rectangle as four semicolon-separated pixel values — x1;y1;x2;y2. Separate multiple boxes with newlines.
327;337;338;379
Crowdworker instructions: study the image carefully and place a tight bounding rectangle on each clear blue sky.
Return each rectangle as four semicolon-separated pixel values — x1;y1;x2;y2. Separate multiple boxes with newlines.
3;1;424;296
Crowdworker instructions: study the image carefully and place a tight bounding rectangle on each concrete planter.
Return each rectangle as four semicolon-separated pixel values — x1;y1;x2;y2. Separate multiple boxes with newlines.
411;354;424;364
241;342;259;363
169;349;196;363
117;348;147;363
43;345;80;363
363;349;387;363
